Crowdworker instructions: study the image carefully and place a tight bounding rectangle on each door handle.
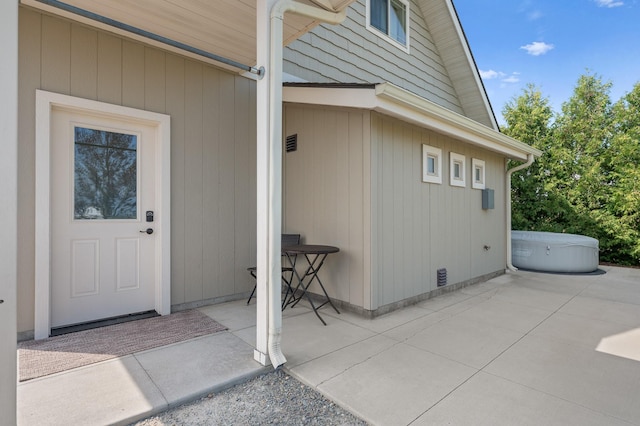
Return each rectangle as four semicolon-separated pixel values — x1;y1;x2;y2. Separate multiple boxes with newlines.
140;228;154;235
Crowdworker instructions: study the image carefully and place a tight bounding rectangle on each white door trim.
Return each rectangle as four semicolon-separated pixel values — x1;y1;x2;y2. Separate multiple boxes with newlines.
35;90;171;339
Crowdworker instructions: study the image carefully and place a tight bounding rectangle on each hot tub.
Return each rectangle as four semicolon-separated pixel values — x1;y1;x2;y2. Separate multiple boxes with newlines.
512;231;599;273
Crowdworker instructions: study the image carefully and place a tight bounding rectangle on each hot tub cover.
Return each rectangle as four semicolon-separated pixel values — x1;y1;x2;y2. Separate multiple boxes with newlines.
512;231;599;273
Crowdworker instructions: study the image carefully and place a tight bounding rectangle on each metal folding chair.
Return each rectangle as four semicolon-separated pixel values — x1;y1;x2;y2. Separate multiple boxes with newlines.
246;233;300;308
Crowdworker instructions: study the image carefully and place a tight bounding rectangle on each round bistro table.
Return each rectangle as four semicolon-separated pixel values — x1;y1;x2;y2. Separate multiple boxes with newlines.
281;244;340;325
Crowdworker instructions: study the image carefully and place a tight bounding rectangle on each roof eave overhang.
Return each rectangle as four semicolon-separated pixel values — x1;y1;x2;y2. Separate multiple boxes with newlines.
283;83;541;161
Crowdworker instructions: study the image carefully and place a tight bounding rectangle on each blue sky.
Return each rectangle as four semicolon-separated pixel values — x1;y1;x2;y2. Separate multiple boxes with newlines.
453;0;640;124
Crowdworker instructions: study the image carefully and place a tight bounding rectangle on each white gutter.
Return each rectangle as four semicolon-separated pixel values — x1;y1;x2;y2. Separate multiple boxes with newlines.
264;0;346;369
506;154;535;271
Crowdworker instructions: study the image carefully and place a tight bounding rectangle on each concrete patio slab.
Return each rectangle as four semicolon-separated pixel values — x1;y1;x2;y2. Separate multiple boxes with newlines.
454;297;552;333
322;305;435;334
17;266;640;426
485;333;640;424
198;302;257;332
413;371;635;426
382;310;451;342
514;270;592;295
531;311;637;348
316;342;477;425
581;278;640;305
413;289;477;312
288;334;398;387
279;311;378;368
133;331;267;407
18;355;166;426
458;276;513;295
489;283;576;312
402;314;524;369
560;295;640;326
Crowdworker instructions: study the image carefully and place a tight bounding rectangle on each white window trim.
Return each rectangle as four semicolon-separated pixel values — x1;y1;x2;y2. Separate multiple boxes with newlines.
366;0;411;53
449;152;466;187
472;158;486;190
422;144;442;184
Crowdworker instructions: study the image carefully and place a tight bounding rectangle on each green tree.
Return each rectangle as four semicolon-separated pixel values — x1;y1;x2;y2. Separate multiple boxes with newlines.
503;73;640;265
553;73;613;210
606;83;640;263
502;84;560;231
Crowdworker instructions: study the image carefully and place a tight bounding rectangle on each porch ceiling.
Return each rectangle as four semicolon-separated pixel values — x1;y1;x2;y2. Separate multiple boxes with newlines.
21;0;355;73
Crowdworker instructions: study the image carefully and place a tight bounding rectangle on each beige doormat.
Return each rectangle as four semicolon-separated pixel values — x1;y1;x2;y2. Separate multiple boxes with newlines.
18;309;227;382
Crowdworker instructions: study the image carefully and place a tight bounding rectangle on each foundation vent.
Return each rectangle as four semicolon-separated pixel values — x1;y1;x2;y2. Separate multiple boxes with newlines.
437;268;447;287
286;134;298;152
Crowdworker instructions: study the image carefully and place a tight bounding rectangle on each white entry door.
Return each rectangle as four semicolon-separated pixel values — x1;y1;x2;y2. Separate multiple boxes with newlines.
50;108;158;328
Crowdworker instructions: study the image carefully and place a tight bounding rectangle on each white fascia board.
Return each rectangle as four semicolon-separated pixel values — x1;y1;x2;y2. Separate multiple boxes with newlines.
443;0;499;131
283;86;378;109
283;83;542;161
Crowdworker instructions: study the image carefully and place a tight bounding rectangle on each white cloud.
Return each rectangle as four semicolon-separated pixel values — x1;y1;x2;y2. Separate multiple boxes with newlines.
503;74;520;84
480;69;500;79
480;69;520;85
595;0;624;7
520;41;554;56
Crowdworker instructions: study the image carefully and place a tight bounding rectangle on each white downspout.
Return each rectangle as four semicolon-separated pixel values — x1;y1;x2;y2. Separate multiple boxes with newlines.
264;0;347;369
506;154;535;271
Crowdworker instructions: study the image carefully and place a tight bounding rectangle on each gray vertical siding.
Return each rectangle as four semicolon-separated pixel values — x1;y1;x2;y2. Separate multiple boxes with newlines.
17;8;257;333
370;112;506;309
283;0;464;115
284;104;506;312
283;105;371;309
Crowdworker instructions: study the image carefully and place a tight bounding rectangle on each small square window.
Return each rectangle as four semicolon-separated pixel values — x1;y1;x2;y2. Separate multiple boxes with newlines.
453;161;462;179
426;155;437;175
422;144;442;184
449;152;466;187
367;0;410;50
472;158;486;189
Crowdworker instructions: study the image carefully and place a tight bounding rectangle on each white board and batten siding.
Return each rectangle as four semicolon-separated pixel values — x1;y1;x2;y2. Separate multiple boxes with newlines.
283;0;465;116
284;104;506;311
17;8;256;333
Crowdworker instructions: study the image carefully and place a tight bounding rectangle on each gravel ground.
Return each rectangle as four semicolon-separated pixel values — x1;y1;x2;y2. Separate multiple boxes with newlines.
131;369;368;425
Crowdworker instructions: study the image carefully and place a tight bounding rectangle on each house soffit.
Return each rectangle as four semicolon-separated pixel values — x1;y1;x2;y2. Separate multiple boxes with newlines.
282;83;541;161
414;0;499;130
21;0;356;74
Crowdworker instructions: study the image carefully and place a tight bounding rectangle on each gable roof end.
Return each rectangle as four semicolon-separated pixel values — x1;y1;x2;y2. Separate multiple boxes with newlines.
415;0;499;130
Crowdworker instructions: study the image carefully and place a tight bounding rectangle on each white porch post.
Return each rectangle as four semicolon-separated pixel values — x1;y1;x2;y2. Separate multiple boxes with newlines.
0;0;18;422
255;0;285;367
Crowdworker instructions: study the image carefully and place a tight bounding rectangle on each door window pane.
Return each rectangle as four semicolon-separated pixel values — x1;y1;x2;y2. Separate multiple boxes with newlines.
74;127;137;219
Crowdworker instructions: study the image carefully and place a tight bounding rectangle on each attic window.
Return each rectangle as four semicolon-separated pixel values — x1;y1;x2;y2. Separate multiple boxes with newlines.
367;0;410;51
472;158;485;189
422;144;442;184
449;152;466;187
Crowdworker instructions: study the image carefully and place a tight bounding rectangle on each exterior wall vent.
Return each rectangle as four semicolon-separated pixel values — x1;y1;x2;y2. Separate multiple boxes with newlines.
286;134;297;152
437;268;447;286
